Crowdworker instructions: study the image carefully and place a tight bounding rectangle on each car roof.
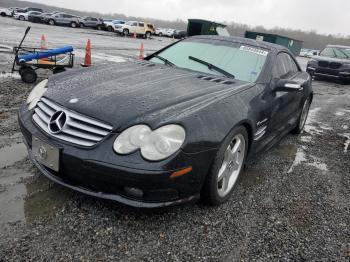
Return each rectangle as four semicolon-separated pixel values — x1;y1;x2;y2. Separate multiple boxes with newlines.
190;35;289;52
327;44;350;49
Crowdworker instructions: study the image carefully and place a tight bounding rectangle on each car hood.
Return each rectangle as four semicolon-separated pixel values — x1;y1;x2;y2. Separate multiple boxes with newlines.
310;55;350;63
44;61;253;131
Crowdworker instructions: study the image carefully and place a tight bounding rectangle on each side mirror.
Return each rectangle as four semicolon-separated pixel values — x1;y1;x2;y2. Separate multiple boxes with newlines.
274;79;303;92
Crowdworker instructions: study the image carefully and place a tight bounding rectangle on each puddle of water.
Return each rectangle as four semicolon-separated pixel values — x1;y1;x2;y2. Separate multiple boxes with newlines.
0;167;72;228
272;144;297;158
0;143;28;169
0;72;21;79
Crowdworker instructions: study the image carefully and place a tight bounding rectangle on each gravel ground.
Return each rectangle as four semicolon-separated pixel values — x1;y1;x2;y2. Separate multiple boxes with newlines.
0;16;349;261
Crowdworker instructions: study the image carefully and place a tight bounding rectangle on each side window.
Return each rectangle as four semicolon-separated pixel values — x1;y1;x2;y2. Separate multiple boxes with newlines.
320;48;335;58
138;22;144;27
132;22;137;26
91;18;97;21
273;53;298;79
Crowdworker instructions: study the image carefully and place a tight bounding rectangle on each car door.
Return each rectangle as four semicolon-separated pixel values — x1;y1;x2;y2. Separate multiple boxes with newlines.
138;22;145;35
55;13;64;24
90;17;98;27
268;52;306;135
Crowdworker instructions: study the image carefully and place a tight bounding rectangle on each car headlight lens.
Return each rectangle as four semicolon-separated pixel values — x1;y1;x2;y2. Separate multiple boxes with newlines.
113;124;186;161
26;79;48;110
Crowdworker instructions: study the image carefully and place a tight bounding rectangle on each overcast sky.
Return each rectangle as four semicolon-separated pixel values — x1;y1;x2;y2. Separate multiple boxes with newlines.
29;0;350;36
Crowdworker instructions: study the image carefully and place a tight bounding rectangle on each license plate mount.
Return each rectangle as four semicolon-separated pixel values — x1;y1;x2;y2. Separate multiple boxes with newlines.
32;136;60;172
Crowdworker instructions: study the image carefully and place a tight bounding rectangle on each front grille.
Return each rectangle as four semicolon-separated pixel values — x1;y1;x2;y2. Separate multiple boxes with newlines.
318;61;329;67
32;97;113;147
329;62;342;69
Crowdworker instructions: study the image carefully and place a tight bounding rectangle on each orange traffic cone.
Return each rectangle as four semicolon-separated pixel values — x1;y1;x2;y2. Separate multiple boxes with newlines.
81;39;92;67
40;34;47;49
139;43;144;60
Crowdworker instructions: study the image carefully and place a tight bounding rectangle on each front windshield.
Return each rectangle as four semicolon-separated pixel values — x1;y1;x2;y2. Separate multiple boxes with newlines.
149;39;268;82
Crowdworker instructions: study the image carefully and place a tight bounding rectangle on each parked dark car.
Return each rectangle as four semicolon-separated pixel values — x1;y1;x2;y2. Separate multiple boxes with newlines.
19;35;312;208
174;30;187;39
28;11;46;23
47;13;80;28
306;45;350;84
79;16;104;30
40;12;60;24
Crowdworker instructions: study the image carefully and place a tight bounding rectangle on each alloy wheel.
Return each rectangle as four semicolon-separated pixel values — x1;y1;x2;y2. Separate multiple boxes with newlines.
217;134;246;198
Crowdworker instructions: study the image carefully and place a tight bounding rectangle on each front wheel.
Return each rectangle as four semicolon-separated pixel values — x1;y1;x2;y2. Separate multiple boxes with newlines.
202;126;248;206
80;23;85;28
48;19;55;25
19;16;25;21
97;25;102;30
145;31;151;39
71;22;77;28
20;67;37;83
1;12;7;17
292;97;311;134
123;29;129;36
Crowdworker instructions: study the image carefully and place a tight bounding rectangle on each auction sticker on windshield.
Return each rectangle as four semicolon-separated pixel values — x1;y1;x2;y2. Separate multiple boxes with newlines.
240;46;269;56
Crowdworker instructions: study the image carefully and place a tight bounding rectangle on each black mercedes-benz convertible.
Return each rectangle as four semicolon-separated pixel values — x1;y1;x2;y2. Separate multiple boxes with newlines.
19;35;313;207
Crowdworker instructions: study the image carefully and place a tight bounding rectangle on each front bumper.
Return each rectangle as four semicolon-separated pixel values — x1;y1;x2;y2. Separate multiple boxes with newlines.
19;104;216;208
307;65;350;80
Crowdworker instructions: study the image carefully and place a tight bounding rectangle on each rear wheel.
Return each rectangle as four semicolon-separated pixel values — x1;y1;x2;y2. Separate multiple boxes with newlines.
123;29;129;36
0;12;6;17
158;32;163;37
107;26;114;32
292;97;311;134
48;19;55;25
71;22;77;28
19;15;25;21
80;23;85;28
20;67;37;83
202;126;248;205
97;25;102;30
145;31;151;39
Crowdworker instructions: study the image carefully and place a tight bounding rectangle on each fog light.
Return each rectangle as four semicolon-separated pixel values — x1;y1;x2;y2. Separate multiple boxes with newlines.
124;187;144;198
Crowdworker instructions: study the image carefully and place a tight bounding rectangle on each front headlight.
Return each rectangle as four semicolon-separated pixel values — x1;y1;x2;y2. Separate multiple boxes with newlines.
113;124;186;161
26;79;48;110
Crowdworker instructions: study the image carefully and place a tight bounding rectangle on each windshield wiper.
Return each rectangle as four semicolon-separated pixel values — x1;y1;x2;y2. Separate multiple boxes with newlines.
153;55;175;67
188;56;235;79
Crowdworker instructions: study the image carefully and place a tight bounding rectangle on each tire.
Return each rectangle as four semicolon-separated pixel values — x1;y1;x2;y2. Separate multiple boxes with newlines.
291;97;311;134
21;67;37;83
202;126;248;206
145;31;151;39
48;19;55;25
53;67;66;74
0;12;6;17
107;26;114;32
123;29;129;36
19;16;25;21
80;23;85;28
158;32;162;37
71;22;77;28
97;25;102;30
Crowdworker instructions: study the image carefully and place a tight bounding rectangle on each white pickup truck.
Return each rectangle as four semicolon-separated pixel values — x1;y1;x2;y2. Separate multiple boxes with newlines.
0;7;12;17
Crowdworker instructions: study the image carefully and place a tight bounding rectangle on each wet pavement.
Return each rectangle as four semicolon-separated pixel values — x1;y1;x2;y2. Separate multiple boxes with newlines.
0;16;349;261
